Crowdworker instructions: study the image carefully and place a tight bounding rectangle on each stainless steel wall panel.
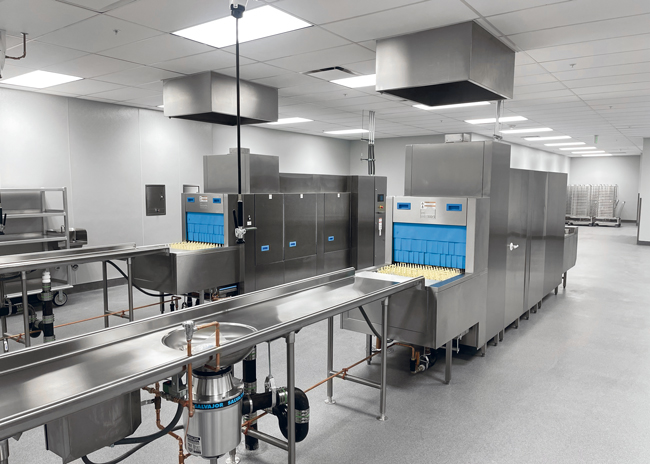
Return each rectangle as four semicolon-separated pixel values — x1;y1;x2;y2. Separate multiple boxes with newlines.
254;262;285;290
350;176;375;269
324;193;350;253
323;250;350;273
254;194;284;266
543;173;568;295
283;194;317;260
284;256;318;283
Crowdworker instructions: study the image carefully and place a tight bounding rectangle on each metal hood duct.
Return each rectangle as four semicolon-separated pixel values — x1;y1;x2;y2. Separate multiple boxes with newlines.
376;22;515;107
162;71;278;125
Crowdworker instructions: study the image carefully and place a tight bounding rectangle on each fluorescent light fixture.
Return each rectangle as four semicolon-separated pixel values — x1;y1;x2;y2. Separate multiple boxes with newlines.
413;101;491;111
524;136;571;141
581;154;612;157
465;116;527;124
561;146;595;151
545;142;585;147
157;105;164;108
173;5;311;48
324;129;369;135
1;70;82;89
331;74;376;88
500;127;553;134
572;150;605;154
267;117;313;125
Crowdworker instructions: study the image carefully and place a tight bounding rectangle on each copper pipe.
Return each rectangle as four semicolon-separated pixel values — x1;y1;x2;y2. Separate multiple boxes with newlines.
186;340;194;418
195;321;221;369
6;33;27;60
242;342;397;434
1;297;181;343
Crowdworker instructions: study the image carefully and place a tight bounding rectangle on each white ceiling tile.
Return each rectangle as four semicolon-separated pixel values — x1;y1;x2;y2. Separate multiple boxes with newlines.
218;63;292;80
488;0;650;36
0;0;96;38
508;14;650;50
579;89;650;101
344;60;376;75
514;52;536;66
358;40;376;52
43;53;139;78
3;41;87;70
515;64;549;77
137;80;164;92
321;1;477;43
540;49;650;74
0;63;32;80
96;66;182;86
107;0;250;32
514;73;558;86
100;34;213;65
274;0;424;25
59;0;138;13
266;44;375;73
278;80;343;96
222;27;350;62
126;94;164;107
527;34;650;63
569;75;650;90
88;86;159;101
5;33;25;49
254;73;321;88
552;62;650;81
465;0;569;17
34;89;80;97
46;79;125;95
38;15;163;53
153;50;254;74
514;82;567;95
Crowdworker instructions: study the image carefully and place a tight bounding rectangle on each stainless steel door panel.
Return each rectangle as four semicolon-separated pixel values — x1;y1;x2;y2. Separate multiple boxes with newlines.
324;193;350;253
284;256;318;283
323;249;350;273
254;194;284;265
283;194;317;260
505;169;529;325
254;262;284;290
526;171;547;308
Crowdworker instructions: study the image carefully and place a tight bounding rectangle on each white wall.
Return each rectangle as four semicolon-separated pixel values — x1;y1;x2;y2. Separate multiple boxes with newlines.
569;156;640;221
639;139;650;241
0;88;351;283
213;126;351;176
349;135;569;196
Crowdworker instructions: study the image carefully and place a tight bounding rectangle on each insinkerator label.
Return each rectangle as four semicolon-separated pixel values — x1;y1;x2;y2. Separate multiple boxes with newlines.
186;434;202;454
420;201;436;219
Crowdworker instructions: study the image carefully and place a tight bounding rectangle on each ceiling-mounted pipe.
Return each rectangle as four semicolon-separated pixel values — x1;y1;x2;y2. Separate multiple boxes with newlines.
5;33;27;61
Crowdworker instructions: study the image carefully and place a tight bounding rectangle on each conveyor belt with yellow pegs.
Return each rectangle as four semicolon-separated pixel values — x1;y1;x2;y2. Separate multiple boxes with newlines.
377;263;462;282
169;241;225;251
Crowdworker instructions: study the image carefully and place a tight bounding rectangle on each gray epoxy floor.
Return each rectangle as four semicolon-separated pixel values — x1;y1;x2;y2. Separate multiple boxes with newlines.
4;223;650;464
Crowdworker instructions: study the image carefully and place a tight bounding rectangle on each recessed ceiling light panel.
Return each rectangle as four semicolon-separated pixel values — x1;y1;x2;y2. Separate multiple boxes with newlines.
465;116;527;124
545;142;585;147
500;127;553;134
1;70;82;89
561;146;595;151
267;117;313;125
524;136;571;141
581;154;612;157
331;74;376;88
414;101;491;111
173;5;312;48
573;151;605;154
324;129;369;135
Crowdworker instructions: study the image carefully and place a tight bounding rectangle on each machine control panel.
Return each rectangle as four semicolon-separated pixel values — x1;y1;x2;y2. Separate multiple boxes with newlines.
376;193;386;212
183;193;225;214
393;196;468;226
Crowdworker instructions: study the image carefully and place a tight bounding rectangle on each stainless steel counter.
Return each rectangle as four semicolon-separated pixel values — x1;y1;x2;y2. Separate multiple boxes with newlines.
0;268;421;441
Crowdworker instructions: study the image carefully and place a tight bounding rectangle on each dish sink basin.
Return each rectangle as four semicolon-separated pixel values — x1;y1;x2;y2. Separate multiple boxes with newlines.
162;322;256;368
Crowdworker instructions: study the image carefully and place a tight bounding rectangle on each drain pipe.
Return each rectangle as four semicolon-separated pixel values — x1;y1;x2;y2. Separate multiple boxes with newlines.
242;347;258;451
41;271;55;343
0;439;8;464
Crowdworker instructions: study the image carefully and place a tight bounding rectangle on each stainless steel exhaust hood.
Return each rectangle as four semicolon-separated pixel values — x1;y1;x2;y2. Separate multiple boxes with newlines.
162;71;278;125
376;21;515;107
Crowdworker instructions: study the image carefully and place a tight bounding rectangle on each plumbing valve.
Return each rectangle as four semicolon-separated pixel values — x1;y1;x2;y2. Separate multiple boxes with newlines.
182;320;195;342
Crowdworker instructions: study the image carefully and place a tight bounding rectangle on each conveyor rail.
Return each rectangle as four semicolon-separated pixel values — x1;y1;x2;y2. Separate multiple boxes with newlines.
0;268;422;441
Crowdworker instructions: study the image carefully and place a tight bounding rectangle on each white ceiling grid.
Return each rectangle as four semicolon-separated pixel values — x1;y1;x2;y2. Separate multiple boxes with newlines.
0;0;647;156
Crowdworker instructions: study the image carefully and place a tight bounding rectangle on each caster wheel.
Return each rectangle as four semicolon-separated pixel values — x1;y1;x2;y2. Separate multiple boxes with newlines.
53;292;68;307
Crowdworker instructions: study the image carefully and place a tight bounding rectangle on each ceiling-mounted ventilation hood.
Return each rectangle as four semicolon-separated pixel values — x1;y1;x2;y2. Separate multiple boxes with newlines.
162;71;278;125
375;21;515;107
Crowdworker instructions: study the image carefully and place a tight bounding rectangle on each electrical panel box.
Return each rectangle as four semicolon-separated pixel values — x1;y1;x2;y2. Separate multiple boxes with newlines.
145;185;166;216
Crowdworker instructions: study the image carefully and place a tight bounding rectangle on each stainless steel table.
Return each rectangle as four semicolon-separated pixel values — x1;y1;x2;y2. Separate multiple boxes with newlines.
0;268;421;463
0;244;169;349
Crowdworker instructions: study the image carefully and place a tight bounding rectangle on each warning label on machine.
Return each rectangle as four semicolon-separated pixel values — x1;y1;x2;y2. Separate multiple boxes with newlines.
420;201;436;219
186;434;202;454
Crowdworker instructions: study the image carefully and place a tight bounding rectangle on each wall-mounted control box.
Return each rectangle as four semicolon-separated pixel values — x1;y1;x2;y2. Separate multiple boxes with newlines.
145;185;166;216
